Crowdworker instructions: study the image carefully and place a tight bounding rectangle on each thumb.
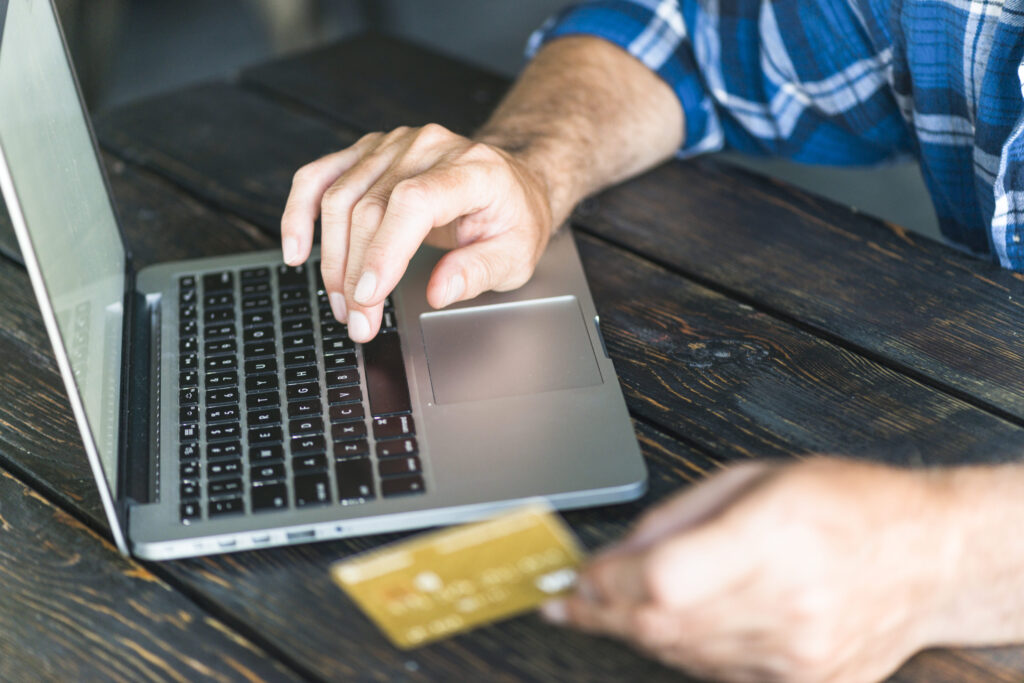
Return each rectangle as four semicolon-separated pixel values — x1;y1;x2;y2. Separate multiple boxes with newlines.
427;233;535;308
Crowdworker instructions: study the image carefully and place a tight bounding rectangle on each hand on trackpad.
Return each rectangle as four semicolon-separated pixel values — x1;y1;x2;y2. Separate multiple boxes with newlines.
419;296;603;405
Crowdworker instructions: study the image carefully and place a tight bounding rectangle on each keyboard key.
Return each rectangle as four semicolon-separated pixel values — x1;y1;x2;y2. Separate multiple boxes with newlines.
283;333;314;351
179;353;197;370
179;336;198;354
205;371;238;389
288;398;322;418
285;366;318;384
376;437;417;458
204;339;236;356
286;381;319;401
248;426;283;444
244;341;275;358
249;444;284;463
326;369;359;388
204;308;233;324
246;391;279;409
241;267;270;281
363;333;412;417
179;274;196;290
209;497;244;517
179;303;197;320
179;318;197;337
334;438;369;459
381;310;397;332
288;417;324;437
251;462;286;483
291;435;326;454
277;263;308;289
208;459;243;479
279;288;307;302
206;422;241;442
252;482;288;512
294;473;330;507
203;271;233;293
373;414;415;440
244;358;277;375
179;370;198;388
329;403;364;423
379;455;422;477
281;318;312;335
204;292;233;309
179;423;199;441
243;311;274;328
244;326;274;343
180;461;200;479
206;404;240;423
336;458;375;502
180;481;199;499
208;478;243;498
205;355;237;372
284;349;317;367
293;453;327;473
323;337;355;355
180;443;200;461
180;405;199;423
280;302;311;319
319;321;348;340
248;407;281;426
324;353;357;370
208;387;241;405
381;474;425;498
181;501;201;524
207;441;242;460
327;386;361;405
245;373;278;393
179;387;199;406
331;421;367;442
242;293;272;310
204;323;236;340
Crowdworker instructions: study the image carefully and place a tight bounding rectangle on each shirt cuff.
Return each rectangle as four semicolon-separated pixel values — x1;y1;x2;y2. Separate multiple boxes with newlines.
526;0;724;158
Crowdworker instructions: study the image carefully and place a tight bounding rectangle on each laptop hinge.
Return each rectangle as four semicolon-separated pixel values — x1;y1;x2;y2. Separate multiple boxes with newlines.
118;286;159;507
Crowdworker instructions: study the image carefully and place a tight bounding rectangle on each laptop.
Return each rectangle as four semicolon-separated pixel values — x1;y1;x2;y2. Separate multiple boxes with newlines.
0;0;646;560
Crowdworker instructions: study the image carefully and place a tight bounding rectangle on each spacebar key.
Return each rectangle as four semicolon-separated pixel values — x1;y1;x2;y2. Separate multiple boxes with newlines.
362;332;411;417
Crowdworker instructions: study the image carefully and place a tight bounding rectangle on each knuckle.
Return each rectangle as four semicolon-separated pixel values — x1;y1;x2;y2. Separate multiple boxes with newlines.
321;184;354;216
389;178;427;211
463;141;499;164
351;195;387;226
291;163;316;185
416;122;452;145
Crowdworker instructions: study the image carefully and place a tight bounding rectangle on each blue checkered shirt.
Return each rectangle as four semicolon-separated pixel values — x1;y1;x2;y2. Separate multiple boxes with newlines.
529;0;1024;269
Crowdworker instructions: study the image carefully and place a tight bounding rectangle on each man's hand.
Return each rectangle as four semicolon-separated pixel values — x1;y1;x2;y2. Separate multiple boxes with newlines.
280;124;553;342
542;459;958;682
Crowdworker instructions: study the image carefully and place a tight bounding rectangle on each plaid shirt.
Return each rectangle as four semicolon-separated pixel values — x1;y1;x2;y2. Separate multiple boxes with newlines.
529;0;1024;269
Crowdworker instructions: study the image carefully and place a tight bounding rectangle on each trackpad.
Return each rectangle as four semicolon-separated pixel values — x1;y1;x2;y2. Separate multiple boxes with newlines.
420;296;602;405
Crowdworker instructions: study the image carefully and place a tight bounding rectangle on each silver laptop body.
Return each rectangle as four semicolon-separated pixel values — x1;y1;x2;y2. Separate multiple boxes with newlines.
0;0;646;560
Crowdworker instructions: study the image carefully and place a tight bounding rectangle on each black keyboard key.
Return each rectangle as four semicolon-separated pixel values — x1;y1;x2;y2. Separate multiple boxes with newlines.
248;407;281;426
244;358;277;375
336;458;375;502
246;391;279;409
180;481;199;499
244;341;275;358
242;280;272;296
244;326;274;343
179;423;199;441
277;264;308;290
323;337;355;355
207;441;242;460
249;444;283;463
280;302;311;319
204;308;233;324
252;482;288;512
281;318;312;336
249;426;283;444
208;459;242;479
246;373;278;393
291;435;326;454
206;404;240;423
180;443;200;461
373;415;415;440
243;311;274;328
379;455;422;477
288;398;322;418
381;310;397;333
179;336;198;354
204;339;236;356
285;366;317;384
327;386;361;405
179;288;197;308
180;353;197;370
179;370;198;388
179;303;197;320
286;381;319;401
241;267;270;281
326;369;359;388
329;403;364;423
324;353;357;370
334;438;369;460
382;475;425;498
179;275;196;289
181;501;200;524
179;386;199;406
279;288;307;302
242;293;272;310
205;355;237;372
319;321;348;340
203;271;233;293
293;453;327;473
284;349;317;367
251;462;286;483
209;497;244;517
204;323;236;340
180;461;200;480
204;292;233;309
205;371;238;389
376;437;418;459
331;421;367;442
206;422;241;442
179;318;198;337
180;405;199;423
208;387;241;405
208;478;243;498
363;333;412;417
288;417;324;437
294;473;330;507
283;333;314;351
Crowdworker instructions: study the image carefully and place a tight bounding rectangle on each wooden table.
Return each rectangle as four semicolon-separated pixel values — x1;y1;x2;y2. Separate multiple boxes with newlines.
2;33;1023;682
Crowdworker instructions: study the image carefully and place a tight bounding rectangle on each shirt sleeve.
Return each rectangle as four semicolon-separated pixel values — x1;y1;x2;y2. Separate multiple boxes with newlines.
526;0;724;158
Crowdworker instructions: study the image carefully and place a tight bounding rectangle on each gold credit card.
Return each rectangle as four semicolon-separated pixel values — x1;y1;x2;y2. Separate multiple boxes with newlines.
330;504;584;649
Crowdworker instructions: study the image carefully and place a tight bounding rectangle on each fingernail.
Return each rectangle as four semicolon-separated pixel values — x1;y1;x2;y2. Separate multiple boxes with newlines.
347;310;370;342
329;292;347;322
282;236;299;264
540;600;568;624
441;273;465;307
354;271;377;305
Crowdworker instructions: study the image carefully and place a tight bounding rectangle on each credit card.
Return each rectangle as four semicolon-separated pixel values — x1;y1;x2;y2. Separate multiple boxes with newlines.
330;504;584;649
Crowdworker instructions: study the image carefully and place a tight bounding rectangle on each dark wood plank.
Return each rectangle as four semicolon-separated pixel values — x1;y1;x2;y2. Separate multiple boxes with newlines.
0;206;22;265
239;34;1024;424
0;467;300;682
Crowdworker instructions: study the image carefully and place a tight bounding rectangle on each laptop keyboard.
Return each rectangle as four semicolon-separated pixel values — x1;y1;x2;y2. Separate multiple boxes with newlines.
176;263;424;524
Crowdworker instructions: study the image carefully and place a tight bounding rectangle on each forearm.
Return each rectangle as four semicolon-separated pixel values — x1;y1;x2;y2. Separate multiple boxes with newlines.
475;35;684;231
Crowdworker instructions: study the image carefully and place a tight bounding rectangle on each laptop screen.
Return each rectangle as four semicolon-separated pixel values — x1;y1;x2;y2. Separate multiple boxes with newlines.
0;0;126;496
